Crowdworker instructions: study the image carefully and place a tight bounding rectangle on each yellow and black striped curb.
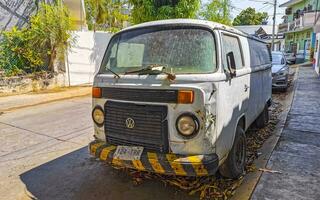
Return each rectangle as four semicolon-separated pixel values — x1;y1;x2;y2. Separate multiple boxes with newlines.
89;140;219;176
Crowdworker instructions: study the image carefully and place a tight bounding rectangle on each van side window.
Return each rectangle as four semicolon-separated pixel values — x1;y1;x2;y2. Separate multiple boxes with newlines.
248;39;271;69
222;34;244;70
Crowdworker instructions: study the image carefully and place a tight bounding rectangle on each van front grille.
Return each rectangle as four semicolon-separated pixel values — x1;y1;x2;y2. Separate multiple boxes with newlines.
104;101;169;153
101;87;178;103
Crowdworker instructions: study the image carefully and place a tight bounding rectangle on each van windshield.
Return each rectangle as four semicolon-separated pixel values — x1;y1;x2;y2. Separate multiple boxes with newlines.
100;27;216;75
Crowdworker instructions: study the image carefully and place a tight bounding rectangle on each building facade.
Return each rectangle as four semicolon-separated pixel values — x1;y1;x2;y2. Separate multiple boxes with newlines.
279;0;320;63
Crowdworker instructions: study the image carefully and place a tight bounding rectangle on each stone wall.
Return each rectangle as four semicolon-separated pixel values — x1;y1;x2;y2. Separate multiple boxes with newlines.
0;73;66;95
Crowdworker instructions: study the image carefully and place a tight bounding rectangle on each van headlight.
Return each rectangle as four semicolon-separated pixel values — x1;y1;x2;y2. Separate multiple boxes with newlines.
92;106;104;126
176;113;199;137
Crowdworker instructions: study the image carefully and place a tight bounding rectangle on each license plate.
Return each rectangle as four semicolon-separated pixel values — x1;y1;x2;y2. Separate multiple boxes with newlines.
113;146;144;161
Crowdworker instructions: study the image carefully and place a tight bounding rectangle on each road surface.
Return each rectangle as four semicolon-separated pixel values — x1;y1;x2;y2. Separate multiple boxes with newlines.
0;97;194;200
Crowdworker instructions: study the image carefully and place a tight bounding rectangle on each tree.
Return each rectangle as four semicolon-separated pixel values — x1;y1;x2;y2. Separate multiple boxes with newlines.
29;2;74;71
233;7;268;26
200;0;232;25
84;0;129;32
128;0;200;24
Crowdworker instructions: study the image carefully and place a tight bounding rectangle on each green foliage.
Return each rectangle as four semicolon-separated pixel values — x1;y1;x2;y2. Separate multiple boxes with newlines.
29;3;73;70
0;3;73;76
200;0;231;25
0;28;44;76
84;0;129;32
129;0;200;24
233;7;268;26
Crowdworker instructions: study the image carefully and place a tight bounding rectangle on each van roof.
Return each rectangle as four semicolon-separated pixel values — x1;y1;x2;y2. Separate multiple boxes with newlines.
118;19;267;43
121;19;244;35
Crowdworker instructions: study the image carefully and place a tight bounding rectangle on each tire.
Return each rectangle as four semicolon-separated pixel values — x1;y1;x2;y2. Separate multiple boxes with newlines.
254;105;269;129
219;126;246;179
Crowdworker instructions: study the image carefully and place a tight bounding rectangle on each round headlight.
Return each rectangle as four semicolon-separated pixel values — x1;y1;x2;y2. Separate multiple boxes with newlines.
176;114;199;137
92;106;104;126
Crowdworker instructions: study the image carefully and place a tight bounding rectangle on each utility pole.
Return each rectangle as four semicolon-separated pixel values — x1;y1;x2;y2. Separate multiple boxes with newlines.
314;0;319;25
271;0;277;51
251;0;278;50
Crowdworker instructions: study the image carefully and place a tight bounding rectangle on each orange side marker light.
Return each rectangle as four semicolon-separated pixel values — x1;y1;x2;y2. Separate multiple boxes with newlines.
92;87;102;98
178;90;194;104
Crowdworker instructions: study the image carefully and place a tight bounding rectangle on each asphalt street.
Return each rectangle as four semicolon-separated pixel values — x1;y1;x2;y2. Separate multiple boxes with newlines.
0;97;194;200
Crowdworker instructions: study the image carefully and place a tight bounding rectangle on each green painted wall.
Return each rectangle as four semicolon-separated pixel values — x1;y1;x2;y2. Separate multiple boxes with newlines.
285;0;320;22
310;0;320;10
283;0;318;61
287;0;308;22
285;28;313;51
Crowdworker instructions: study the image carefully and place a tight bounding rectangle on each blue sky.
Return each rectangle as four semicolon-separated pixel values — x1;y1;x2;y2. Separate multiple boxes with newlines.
203;0;289;25
231;0;288;24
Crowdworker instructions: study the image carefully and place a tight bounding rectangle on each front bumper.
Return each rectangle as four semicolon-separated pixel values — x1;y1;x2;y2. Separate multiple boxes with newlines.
89;140;219;176
272;74;288;88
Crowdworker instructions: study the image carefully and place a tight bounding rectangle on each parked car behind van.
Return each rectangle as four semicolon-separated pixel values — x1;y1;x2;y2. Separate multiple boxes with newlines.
272;51;289;91
284;51;295;64
89;19;272;179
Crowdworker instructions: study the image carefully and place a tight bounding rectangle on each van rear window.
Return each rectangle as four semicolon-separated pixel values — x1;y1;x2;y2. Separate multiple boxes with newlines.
100;27;217;75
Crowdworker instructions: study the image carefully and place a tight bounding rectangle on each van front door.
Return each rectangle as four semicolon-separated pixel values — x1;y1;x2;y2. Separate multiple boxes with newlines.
215;32;250;160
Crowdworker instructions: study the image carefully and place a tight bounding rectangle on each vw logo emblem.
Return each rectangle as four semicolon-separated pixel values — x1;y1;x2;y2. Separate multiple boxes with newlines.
125;117;135;129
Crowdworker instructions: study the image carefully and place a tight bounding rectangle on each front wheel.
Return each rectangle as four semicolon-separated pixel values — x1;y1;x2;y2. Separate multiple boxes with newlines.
219;126;246;179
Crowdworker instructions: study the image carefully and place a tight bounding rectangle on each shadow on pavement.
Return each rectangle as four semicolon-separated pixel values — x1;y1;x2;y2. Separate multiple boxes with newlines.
20;146;195;200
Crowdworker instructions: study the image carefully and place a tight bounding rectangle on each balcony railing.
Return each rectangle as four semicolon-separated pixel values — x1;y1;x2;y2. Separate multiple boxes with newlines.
278;11;320;33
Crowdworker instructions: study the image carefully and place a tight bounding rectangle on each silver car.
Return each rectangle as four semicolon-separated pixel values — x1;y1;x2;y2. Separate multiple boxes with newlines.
272;51;289;91
284;52;295;64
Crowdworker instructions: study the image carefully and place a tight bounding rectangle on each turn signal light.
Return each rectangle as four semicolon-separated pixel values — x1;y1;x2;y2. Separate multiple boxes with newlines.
92;87;102;98
178;90;194;104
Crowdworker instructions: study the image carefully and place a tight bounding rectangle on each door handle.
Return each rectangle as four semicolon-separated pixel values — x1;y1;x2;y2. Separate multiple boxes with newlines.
244;84;249;92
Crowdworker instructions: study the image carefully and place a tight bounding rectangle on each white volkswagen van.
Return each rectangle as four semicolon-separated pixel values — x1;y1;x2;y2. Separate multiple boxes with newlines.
89;19;272;179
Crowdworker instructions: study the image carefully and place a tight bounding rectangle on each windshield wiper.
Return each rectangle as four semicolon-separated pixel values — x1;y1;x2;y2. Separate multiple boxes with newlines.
124;65;158;75
106;68;120;79
124;65;175;78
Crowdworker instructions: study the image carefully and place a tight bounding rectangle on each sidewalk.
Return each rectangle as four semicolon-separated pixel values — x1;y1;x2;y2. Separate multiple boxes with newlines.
252;66;320;199
0;86;91;112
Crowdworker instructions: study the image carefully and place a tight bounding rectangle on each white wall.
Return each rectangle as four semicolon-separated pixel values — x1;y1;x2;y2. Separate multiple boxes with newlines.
66;31;112;85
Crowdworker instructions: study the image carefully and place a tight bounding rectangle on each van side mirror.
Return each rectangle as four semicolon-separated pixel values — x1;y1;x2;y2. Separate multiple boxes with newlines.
226;52;236;78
